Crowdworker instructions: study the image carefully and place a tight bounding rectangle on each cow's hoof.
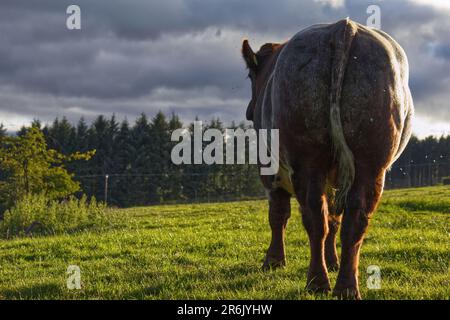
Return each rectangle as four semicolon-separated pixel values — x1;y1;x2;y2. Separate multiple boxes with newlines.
332;287;361;300
305;277;331;294
306;274;331;294
305;284;331;295
326;262;340;272
261;256;286;271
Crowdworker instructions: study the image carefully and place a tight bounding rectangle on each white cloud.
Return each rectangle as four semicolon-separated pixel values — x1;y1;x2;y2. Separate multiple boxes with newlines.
412;114;450;138
315;0;346;9
0;111;33;132
409;0;450;10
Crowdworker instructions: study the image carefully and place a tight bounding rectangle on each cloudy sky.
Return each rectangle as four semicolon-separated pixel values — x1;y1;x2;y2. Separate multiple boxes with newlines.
0;0;449;138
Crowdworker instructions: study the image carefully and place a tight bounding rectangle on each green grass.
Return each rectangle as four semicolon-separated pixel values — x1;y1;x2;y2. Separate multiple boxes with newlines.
0;186;448;300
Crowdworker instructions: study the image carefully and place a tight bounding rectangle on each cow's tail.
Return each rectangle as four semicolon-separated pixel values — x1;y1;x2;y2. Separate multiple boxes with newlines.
329;18;357;213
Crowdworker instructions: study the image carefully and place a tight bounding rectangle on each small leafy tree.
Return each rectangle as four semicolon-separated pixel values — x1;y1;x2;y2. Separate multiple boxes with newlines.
0;127;95;213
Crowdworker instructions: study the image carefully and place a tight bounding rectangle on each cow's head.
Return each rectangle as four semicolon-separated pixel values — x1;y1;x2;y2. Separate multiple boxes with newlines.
241;40;282;121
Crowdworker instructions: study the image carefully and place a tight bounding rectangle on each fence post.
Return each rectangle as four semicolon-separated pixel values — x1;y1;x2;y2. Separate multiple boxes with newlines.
428;163;432;186
104;174;109;205
408;164;412;187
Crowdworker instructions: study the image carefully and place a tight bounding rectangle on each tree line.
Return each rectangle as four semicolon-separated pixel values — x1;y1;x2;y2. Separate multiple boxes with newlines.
0;112;448;208
8;112;262;207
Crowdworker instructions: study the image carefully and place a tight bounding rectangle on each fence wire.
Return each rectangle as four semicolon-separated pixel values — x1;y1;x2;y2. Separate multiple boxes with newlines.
74;163;450;206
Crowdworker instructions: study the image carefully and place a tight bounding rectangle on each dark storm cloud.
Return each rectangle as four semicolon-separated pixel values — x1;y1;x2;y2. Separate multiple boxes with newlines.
0;0;449;134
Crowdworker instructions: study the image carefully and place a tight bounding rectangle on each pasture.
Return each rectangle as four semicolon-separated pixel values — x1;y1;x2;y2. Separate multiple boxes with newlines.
0;186;448;300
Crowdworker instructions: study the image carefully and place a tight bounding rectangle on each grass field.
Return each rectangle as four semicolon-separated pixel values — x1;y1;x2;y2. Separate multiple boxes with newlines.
0;186;448;300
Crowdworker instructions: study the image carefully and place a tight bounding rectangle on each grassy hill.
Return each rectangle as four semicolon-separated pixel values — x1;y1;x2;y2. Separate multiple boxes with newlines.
0;186;448;300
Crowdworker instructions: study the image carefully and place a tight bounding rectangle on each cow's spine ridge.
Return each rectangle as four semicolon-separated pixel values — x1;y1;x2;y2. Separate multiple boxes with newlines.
329;18;357;213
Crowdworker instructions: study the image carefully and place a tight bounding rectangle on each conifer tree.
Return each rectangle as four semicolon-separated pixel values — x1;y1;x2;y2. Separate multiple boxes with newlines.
128;113;152;205
0;124;6;138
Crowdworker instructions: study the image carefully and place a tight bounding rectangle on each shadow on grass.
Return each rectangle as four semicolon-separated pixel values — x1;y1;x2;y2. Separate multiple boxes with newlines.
0;282;63;299
124;261;315;299
385;200;450;213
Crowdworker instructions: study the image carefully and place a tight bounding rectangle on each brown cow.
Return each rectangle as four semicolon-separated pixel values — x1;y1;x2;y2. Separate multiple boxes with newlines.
241;18;413;299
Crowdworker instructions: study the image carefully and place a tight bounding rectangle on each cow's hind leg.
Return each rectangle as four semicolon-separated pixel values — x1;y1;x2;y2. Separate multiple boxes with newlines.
324;184;341;271
262;188;291;270
292;170;331;293
333;168;384;300
325;213;341;272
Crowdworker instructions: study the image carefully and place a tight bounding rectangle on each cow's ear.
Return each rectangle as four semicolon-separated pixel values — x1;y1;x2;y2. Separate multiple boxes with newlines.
242;39;258;71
